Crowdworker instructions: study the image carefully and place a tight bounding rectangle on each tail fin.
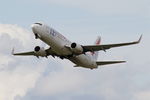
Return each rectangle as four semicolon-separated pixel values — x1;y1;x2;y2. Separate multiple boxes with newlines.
91;36;101;60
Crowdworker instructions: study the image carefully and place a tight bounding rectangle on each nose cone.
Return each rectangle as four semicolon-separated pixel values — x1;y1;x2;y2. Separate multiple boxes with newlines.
31;22;44;37
31;24;35;29
31;23;43;32
31;24;38;30
31;24;38;33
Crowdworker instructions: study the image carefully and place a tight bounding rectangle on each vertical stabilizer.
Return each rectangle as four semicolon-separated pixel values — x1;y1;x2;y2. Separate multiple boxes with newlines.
91;36;101;60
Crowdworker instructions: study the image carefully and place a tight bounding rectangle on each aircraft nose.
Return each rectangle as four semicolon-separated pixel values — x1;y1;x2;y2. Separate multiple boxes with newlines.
31;23;43;30
31;24;39;32
31;24;35;28
31;24;39;35
31;24;37;29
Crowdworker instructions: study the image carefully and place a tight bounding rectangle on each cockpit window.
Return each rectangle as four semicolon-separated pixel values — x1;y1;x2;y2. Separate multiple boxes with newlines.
34;23;42;26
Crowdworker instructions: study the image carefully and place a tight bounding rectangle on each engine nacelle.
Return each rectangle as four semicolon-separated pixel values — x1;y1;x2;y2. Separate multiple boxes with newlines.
71;43;83;54
34;46;47;57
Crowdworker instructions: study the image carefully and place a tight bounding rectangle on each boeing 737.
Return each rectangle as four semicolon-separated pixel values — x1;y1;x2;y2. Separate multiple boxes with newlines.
12;22;142;69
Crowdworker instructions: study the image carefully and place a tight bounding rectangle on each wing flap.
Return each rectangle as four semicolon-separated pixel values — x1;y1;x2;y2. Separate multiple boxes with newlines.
96;61;126;66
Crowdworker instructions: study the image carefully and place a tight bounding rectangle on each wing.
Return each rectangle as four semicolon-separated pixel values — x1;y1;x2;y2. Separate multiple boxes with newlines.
12;48;35;56
83;35;142;52
13;51;36;56
96;61;126;66
12;48;56;57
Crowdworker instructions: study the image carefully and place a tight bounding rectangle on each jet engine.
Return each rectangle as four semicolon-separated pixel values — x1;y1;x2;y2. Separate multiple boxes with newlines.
34;46;47;57
71;43;83;54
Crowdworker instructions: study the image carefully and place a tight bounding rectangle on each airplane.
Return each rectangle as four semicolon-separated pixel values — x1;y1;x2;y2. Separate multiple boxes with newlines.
12;22;142;69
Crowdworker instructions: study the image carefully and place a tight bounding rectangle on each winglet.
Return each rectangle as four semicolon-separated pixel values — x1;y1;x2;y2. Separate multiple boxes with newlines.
137;35;142;43
11;48;15;55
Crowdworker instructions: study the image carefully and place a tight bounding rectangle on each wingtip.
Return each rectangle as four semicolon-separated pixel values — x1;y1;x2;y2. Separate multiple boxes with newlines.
137;34;142;43
11;48;15;55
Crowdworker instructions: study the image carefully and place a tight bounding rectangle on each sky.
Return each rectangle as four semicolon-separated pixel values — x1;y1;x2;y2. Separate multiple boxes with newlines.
0;0;150;100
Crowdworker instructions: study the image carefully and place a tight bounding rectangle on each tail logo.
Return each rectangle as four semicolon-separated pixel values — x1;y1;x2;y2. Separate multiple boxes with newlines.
91;37;101;55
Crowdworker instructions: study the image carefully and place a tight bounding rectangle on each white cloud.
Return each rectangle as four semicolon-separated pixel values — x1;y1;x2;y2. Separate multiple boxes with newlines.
0;54;14;69
0;24;46;100
32;61;87;96
0;24;32;46
0;63;45;100
134;91;150;100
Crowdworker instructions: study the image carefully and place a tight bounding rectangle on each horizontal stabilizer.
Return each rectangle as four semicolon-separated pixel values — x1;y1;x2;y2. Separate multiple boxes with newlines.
96;61;126;66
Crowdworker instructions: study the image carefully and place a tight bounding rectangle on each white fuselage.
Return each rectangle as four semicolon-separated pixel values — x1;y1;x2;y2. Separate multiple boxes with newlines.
31;23;98;69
